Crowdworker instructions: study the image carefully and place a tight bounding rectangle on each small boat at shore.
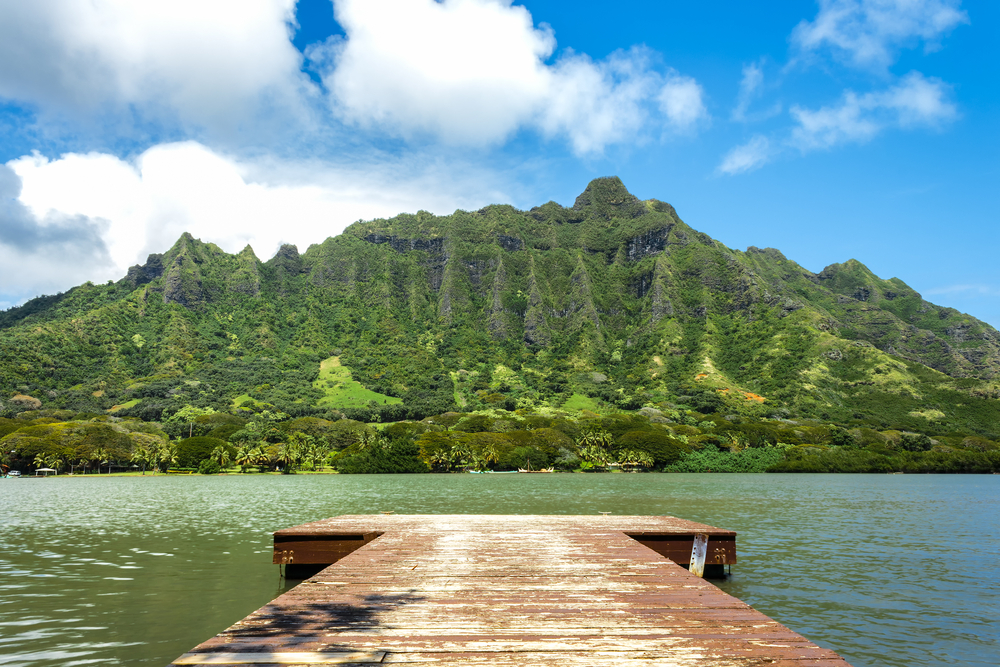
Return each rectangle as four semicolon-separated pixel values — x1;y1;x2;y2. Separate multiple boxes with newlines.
518;468;554;473
467;470;519;474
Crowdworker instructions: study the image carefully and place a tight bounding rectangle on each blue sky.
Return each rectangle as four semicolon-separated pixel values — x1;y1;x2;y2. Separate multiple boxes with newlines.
1;0;997;327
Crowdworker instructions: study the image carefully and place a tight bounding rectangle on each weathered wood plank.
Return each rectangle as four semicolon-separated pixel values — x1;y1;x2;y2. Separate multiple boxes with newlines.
381;654;851;666
170;515;851;666
172;651;385;664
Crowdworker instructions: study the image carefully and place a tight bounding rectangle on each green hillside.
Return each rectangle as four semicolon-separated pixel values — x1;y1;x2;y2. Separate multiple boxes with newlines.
2;177;999;440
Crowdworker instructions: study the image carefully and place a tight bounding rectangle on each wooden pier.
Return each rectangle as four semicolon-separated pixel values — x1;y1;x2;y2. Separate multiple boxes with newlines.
171;515;853;666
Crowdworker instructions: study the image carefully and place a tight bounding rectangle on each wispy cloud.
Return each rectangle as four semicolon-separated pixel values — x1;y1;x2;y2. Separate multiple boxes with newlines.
791;0;969;71
718;70;956;173
721;1;965;176
926;284;1000;297
789;71;956;150
732;61;763;121
717;135;772;175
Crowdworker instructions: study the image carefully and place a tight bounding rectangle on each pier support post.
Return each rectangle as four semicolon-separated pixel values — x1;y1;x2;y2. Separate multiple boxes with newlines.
689;532;708;577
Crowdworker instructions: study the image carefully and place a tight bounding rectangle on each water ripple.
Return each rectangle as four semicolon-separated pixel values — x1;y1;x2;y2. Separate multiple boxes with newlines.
1;474;997;666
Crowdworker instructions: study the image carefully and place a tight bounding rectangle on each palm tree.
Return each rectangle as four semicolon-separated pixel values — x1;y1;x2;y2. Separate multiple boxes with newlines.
68;453;88;475
426;450;452;472
290;434;318;470
481;443;501;469
251;445;268;471
276;440;301;473
578;430;614;449
577;430;614;468
157;442;178;473
449;444;472;471
617;449;654;470
92;446;110;474
355;431;381;451
131;444;151;474
579;444;611;466
210;445;231;470
45;453;63;473
234;443;256;473
725;433;748;453
469;451;487;472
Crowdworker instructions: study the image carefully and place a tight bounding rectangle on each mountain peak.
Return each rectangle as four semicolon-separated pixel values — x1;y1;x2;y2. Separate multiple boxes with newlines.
572;177;647;220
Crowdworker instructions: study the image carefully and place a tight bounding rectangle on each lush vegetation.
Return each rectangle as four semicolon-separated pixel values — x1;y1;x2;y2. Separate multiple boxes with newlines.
2;177;999;476
3;403;998;476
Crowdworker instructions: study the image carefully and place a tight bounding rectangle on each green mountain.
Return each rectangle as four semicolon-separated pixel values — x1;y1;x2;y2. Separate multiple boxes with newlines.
3;177;999;436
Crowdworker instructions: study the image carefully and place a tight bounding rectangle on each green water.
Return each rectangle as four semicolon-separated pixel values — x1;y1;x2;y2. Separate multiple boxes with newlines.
1;474;997;666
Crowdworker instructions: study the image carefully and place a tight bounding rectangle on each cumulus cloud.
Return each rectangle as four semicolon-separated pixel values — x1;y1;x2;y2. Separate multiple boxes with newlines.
0;0;706;154
316;0;552;144
0;0;310;132
789;71;956;150
3;141;510;305
316;0;707;154
717;135;772;175
0;165;116;306
791;0;969;70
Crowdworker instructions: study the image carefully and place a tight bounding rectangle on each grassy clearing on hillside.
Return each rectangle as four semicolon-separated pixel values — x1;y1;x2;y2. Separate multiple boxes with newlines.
561;393;600;413
232;394;269;410
314;356;402;409
108;399;141;413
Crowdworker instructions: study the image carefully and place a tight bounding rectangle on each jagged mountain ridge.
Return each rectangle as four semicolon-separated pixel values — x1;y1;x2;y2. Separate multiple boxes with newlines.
115;178;999;376
2;177;999;433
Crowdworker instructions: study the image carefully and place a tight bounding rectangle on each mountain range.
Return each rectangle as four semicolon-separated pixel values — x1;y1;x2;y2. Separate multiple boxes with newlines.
2;177;998;437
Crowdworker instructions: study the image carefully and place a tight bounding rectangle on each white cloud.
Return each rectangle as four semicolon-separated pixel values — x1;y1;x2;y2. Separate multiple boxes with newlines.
789;71;956;150
732;62;765;121
317;0;707;154
719;71;955;174
320;0;553;145
658;73;708;130
0;0;310;131
791;0;969;70
717;135;772;175
0;165;116;306
0;0;704;154
4;141;508;304
540;51;706;154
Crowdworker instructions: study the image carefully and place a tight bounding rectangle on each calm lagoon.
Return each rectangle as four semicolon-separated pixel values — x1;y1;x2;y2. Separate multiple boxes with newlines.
1;473;997;666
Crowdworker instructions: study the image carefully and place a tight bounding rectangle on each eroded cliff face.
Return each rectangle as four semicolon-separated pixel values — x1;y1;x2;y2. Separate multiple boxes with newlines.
2;176;999;426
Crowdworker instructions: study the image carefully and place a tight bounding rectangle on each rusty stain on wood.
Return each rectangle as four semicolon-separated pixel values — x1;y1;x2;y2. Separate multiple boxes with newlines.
171;515;854;666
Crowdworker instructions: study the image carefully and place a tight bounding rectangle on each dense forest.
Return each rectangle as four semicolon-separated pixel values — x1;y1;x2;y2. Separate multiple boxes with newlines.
2;177;999;475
